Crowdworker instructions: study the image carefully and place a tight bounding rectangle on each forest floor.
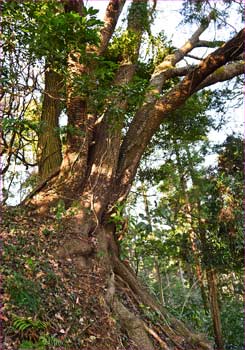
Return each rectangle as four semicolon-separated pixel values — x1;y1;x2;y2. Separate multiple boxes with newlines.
2;207;121;350
1;207;152;349
1;207;211;350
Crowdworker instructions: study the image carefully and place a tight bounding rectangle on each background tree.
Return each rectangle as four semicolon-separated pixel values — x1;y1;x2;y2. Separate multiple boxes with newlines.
131;131;243;349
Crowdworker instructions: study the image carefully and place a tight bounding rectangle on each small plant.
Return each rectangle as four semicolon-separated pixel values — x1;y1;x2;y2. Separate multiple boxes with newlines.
38;334;63;347
19;340;44;349
13;316;48;333
19;335;62;349
12;315;48;343
109;202;126;231
55;199;66;221
42;228;54;237
6;273;41;312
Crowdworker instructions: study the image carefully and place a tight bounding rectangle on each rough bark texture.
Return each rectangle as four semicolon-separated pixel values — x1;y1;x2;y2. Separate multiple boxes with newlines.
37;68;63;181
207;269;224;350
98;0;126;55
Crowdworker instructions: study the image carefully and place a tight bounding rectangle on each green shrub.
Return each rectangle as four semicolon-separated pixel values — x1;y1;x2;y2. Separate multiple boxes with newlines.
6;272;41;312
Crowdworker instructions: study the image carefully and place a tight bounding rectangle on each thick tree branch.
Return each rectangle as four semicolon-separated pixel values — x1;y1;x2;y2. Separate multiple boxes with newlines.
167;61;244;84
155;65;196;81
115;29;244;203
98;0;126;55
83;0;147;219
195;61;244;91
147;11;214;100
62;0;83;15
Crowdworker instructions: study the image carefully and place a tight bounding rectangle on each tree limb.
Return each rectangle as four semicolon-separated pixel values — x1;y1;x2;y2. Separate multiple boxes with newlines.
157;65;196;81
115;29;244;203
195;40;225;48
195;61;244;91
98;0;126;55
147;11;214;100
169;61;244;84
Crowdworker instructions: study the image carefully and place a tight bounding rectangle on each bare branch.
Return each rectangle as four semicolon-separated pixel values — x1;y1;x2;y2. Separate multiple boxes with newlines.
98;0;126;55
195;40;225;48
152;65;196;83
186;54;203;61
147;11;215;100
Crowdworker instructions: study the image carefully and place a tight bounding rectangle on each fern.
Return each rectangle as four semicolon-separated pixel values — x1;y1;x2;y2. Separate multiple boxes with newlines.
13;316;48;332
39;334;63;346
19;340;44;350
19;335;62;349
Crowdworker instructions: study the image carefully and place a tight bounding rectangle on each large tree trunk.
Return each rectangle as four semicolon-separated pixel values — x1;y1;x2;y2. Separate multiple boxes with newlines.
37;68;63;181
51;194;213;350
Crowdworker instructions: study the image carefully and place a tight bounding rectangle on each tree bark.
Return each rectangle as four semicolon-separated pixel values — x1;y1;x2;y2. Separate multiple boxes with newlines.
37;68;63;181
155;258;165;306
206;269;224;350
98;0;126;55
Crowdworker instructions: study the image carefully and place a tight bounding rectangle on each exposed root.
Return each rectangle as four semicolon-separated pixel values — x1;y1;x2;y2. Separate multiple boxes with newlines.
113;298;155;350
3;208;213;350
143;324;171;350
156;323;185;350
112;254;213;350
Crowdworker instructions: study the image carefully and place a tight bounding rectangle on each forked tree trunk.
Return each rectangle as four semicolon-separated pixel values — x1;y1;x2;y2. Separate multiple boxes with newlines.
21;2;244;348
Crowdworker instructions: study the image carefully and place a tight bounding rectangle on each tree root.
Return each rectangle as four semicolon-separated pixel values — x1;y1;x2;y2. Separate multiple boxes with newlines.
143;324;171;350
112;255;213;350
113;297;155;350
105;257;156;350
